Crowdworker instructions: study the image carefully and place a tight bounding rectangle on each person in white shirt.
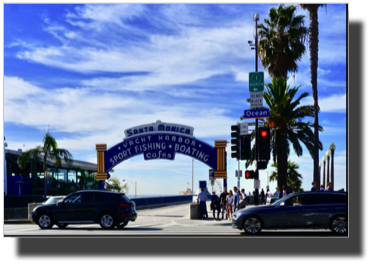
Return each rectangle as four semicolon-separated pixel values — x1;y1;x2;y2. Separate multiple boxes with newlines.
239;188;248;209
226;190;234;220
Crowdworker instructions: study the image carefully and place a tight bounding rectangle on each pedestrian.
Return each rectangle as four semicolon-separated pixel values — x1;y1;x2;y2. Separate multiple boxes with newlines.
210;191;220;220
320;185;325;191
239;188;248;209
326;182;333;191
287;186;293;194
226;190;234;220
218;188;228;220
233;186;240;212
266;188;272;205
280;185;290;198
197;188;208;219
249;192;252;196
260;189;265;205
311;181;317;192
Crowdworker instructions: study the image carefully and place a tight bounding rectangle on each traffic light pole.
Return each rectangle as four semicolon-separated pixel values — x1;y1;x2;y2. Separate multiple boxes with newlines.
254;14;259;206
238;122;241;189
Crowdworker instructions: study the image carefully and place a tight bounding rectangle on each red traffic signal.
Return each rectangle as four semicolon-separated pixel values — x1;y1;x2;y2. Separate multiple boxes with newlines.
245;170;257;180
260;130;268;138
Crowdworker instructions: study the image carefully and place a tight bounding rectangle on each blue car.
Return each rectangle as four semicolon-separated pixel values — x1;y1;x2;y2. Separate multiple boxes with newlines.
231;191;347;235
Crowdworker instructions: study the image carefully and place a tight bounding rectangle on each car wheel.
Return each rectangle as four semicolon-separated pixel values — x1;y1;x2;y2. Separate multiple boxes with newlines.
37;214;53;229
243;216;262;234
331;215;347;234
99;213;115;229
57;224;69;229
116;221;129;229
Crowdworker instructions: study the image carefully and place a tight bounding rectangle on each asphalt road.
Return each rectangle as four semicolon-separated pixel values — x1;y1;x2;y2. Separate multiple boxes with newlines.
4;203;340;236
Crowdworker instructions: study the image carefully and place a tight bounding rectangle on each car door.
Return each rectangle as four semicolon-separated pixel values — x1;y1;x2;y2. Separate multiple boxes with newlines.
80;192;99;222
54;193;85;222
298;194;332;228
268;195;306;229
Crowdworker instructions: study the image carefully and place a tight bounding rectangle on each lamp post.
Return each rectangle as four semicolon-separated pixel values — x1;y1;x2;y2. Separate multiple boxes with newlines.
330;142;336;190
326;150;331;185
192;159;194;197
322;155;326;188
4;139;8;196
319;162;321;189
126;180;137;198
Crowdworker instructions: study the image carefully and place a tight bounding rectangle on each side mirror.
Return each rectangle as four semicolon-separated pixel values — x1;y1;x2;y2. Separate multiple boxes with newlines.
57;200;63;206
280;202;285;207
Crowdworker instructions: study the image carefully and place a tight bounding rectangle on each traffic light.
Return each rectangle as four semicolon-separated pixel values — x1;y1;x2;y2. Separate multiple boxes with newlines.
240;135;251;160
245;170;257;180
209;169;214;181
258;127;270;161
231;125;240;159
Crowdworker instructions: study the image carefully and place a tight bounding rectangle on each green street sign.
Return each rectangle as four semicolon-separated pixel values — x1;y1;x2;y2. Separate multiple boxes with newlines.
249;72;264;92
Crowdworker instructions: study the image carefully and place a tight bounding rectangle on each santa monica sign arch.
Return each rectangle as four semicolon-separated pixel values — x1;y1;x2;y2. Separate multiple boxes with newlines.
95;121;228;188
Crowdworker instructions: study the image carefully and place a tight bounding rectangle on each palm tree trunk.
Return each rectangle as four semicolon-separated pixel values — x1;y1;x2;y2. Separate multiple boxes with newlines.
44;170;47;199
276;132;288;190
308;6;321;188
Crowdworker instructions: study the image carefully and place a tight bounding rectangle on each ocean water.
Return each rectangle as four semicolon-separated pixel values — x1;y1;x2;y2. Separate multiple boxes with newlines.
127;194;192;199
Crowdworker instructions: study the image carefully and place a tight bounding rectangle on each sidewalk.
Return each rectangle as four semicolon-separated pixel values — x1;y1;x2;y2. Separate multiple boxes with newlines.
4;202;259;226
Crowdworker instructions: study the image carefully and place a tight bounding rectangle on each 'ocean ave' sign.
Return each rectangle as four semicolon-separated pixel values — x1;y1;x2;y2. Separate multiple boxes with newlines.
244;109;269;119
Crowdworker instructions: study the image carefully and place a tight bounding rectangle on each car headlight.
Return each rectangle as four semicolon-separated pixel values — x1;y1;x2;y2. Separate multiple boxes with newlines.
232;214;238;220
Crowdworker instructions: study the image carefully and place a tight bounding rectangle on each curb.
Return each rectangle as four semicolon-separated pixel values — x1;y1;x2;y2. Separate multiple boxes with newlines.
4;220;34;225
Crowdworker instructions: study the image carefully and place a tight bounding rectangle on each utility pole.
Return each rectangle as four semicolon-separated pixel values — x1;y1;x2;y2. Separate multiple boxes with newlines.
254;13;259;206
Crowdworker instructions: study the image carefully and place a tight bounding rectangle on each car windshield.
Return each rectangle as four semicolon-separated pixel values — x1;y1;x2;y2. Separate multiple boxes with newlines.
44;197;63;205
272;194;293;206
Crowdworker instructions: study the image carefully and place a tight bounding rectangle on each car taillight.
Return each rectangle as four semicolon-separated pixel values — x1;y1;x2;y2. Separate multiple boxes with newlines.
119;203;131;208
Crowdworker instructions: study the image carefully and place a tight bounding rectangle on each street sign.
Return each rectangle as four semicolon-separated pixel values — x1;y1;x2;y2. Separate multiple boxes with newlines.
249;72;264;92
244;108;269;119
209;169;214;180
254;179;260;189
250;92;263;108
239;123;248;135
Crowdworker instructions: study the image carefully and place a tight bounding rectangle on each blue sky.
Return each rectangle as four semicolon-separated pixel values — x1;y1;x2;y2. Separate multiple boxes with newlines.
3;3;347;196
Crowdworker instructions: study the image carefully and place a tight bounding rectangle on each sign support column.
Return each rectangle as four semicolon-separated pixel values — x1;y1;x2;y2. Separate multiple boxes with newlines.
96;144;107;190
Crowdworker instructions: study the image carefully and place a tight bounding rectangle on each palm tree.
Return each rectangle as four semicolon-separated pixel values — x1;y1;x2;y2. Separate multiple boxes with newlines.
76;168;98;190
261;77;323;189
300;4;326;189
257;4;307;79
105;178;129;194
269;160;303;192
17;130;73;199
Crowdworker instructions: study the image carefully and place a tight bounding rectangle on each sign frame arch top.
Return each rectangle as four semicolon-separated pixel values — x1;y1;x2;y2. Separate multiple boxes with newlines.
95;122;227;181
104;132;217;172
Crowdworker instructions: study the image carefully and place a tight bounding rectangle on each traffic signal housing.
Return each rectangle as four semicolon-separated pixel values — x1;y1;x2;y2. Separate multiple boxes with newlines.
258;127;270;161
231;125;240;159
245;170;258;180
240;135;251;160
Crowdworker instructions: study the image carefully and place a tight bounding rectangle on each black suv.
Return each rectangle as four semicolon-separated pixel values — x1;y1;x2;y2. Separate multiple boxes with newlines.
31;190;137;229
